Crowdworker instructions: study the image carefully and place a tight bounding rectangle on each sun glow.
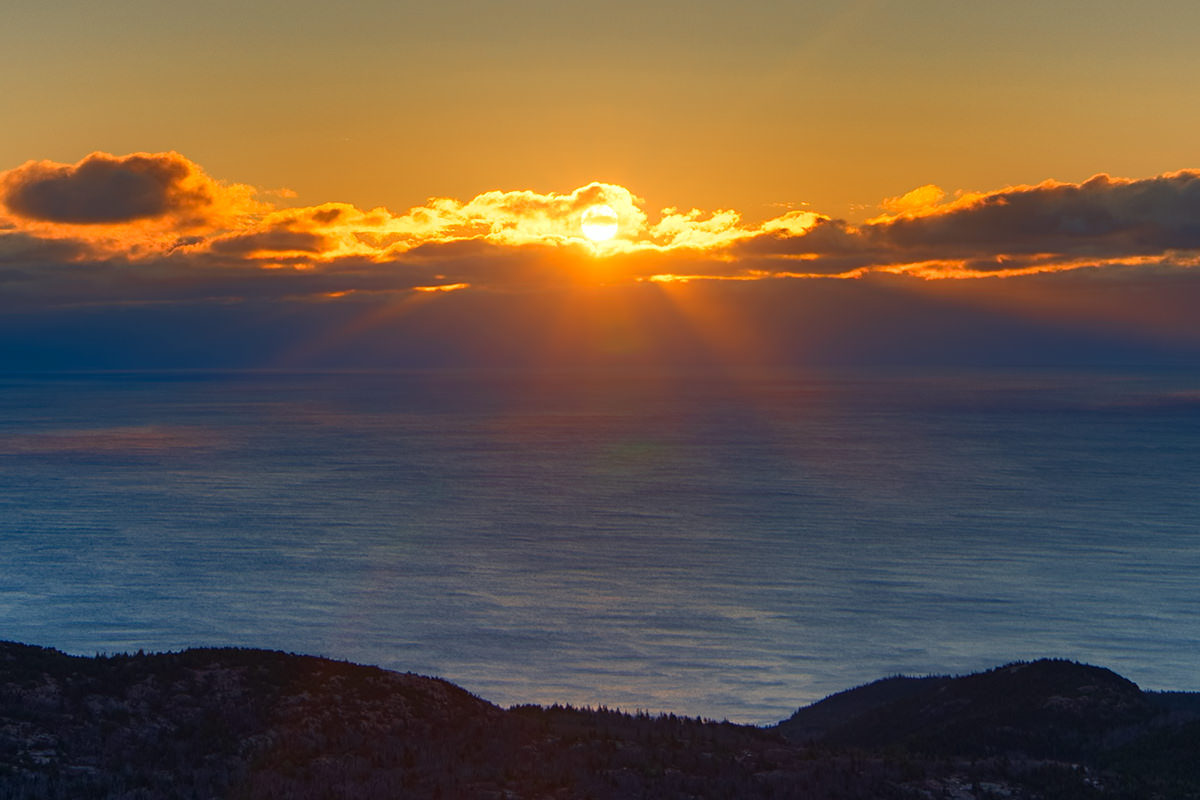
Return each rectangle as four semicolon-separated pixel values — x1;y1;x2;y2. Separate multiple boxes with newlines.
581;204;619;242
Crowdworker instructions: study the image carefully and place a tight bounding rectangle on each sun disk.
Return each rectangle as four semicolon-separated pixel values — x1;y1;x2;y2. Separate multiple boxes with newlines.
581;204;619;242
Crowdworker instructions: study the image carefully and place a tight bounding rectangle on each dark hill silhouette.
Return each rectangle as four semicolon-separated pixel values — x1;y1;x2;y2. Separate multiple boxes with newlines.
2;642;1197;799
772;674;951;743
778;659;1155;758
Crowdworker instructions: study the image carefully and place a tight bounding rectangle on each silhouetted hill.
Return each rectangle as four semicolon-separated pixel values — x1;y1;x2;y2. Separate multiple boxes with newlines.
0;641;507;799
773;674;951;743
2;643;1198;799
779;658;1200;798
778;659;1155;757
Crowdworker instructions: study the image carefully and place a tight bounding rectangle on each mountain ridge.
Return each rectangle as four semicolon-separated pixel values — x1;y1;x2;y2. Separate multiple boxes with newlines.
2;641;1197;799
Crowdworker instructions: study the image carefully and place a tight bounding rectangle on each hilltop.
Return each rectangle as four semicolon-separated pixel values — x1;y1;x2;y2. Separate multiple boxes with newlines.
1;642;1197;799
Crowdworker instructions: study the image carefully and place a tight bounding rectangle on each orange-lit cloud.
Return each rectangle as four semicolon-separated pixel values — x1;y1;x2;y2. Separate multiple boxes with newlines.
3;151;1200;313
733;171;1200;280
878;184;947;217
0;151;262;258
866;172;1200;257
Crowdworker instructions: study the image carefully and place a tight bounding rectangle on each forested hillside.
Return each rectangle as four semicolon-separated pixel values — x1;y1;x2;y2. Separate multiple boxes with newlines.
1;642;1196;799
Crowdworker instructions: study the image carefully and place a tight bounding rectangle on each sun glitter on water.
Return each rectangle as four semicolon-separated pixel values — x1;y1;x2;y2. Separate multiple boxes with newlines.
581;204;619;242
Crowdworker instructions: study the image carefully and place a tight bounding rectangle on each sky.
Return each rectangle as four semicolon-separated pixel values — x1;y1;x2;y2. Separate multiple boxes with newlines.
3;0;1200;370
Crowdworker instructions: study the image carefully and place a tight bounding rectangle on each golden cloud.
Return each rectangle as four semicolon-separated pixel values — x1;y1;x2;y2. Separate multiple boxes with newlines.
0;151;263;258
877;184;947;217
3;152;1200;311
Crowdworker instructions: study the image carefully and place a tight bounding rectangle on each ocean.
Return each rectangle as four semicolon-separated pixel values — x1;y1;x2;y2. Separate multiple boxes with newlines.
1;368;1197;724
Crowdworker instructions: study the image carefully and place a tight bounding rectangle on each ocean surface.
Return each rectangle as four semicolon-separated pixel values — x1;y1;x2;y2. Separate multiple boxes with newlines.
1;368;1198;724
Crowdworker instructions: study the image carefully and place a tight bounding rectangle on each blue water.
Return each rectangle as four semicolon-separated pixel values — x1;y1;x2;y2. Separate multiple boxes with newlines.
1;368;1198;723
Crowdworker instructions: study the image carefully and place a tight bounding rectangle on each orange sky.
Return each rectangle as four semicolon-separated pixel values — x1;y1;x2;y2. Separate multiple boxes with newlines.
3;1;1200;221
3;2;1200;368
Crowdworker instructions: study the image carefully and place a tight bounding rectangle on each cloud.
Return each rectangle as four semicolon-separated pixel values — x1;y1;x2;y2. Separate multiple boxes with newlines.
209;229;330;258
3;152;208;224
3;152;1200;317
710;170;1200;279
0;151;262;257
864;171;1200;263
4;151;1200;375
0;231;88;264
361;182;650;250
879;184;946;216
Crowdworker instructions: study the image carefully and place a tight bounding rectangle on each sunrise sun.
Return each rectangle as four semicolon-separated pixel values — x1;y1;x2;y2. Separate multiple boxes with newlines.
580;204;618;242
